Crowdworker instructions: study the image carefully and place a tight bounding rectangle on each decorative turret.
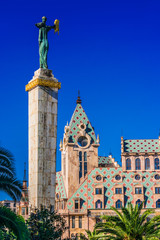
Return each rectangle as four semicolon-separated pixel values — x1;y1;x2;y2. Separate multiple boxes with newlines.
21;162;28;202
76;91;82;104
60;96;99;198
23;162;27;189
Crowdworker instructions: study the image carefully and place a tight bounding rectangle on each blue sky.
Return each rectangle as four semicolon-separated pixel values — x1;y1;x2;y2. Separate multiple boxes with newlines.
1;0;160;199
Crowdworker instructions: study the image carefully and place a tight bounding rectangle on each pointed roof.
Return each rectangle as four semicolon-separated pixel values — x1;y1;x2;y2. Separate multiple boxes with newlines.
56;172;67;199
123;139;160;153
68;103;97;144
98;156;113;165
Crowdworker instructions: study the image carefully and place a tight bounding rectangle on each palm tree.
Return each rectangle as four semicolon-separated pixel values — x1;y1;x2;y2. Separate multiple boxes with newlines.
80;229;101;240
0;146;22;201
95;202;160;240
85;229;101;240
0;146;29;239
0;205;30;240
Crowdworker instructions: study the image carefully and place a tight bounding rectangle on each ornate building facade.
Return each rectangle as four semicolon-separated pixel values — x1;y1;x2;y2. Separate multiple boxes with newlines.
55;97;160;239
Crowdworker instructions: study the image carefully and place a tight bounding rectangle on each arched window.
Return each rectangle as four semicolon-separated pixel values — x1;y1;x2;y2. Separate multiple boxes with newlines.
116;200;122;209
135;158;141;170
155;158;160;170
136;199;142;207
84;152;87;177
79;152;82;181
95;200;102;209
126;158;131;170
156;199;160;208
145;158;150;170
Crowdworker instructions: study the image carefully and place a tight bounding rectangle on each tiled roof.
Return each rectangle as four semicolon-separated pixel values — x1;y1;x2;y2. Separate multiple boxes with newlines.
98;156;113;165
67;167;155;210
124;139;160;153
56;172;67;199
68;103;96;144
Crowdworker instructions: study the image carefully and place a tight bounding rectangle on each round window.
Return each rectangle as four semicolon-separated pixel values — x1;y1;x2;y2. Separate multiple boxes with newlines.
155;174;159;180
135;174;140;180
96;175;102;181
115;175;121;181
78;136;88;147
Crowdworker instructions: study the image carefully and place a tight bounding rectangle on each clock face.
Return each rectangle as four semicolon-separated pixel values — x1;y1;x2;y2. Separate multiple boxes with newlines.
77;136;88;147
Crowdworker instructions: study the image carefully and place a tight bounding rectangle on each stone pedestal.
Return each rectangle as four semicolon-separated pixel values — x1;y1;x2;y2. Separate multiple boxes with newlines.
26;68;61;209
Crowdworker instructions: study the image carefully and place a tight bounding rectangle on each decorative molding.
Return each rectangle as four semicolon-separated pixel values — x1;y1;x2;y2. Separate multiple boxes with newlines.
25;78;61;91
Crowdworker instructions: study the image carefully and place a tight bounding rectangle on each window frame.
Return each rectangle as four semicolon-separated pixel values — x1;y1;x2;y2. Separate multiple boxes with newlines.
116;200;122;209
145;158;150;170
95;200;102;209
126;158;131;170
115;188;122;194
135;158;141;170
155;187;160;194
72;216;75;228
135;187;142;194
155;158;160;170
79;216;82;228
95;188;102;195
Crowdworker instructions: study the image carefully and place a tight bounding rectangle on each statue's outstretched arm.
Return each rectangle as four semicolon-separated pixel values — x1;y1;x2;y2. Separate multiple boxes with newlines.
35;22;43;28
47;25;55;31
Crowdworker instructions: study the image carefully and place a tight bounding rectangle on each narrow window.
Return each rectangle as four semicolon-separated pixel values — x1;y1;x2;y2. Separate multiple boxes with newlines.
155;158;160;170
95;188;102;194
126;158;131;170
155;187;160;194
95;200;102;209
84;152;87;161
79;152;82;181
84;152;87;177
156;199;160;208
116;200;122;209
135;158;141;170
72;216;75;228
136;199;142;207
22;207;25;215
79;216;82;228
115;188;122;194
145;158;150;170
75;200;78;209
135;187;142;194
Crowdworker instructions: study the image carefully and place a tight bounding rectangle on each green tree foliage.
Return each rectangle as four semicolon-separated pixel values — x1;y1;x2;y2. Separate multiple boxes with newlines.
95;202;160;240
27;205;67;240
0;146;22;201
80;229;100;240
0;205;30;240
0;227;16;240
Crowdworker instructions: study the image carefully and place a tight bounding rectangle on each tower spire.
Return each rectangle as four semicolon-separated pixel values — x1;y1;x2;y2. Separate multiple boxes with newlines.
23;162;27;182
76;90;82;104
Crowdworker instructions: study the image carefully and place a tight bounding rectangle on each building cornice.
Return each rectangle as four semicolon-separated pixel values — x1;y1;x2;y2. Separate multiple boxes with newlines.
25;78;61;91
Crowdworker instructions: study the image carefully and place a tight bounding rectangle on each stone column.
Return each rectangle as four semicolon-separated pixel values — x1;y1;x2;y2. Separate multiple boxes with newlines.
26;68;61;209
